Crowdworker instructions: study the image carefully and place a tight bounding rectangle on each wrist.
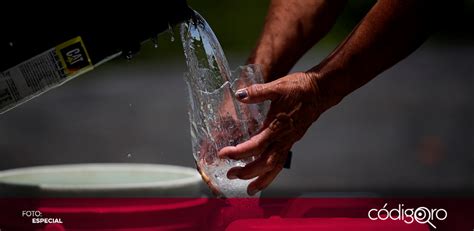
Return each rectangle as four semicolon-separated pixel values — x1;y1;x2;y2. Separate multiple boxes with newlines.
306;65;349;111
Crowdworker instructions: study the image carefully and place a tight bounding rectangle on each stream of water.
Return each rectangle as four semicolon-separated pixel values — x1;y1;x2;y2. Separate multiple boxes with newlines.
180;11;268;197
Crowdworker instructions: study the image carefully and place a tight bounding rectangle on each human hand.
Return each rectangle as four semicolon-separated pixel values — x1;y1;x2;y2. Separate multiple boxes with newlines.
218;72;334;196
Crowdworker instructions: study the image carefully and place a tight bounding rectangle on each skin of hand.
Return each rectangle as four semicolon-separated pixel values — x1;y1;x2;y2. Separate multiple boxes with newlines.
247;0;348;81
197;0;348;197
214;0;348;197
218;0;449;196
218;72;335;196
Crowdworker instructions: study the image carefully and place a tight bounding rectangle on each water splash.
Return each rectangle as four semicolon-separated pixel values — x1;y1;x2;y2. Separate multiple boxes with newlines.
168;24;175;42
125;52;134;61
180;11;231;92
151;36;159;48
180;11;268;198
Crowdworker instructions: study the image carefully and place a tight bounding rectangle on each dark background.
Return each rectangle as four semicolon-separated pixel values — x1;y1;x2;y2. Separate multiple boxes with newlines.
1;0;473;196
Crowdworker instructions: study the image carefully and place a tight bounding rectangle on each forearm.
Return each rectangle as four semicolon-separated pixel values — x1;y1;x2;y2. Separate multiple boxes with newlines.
248;0;347;82
311;0;444;106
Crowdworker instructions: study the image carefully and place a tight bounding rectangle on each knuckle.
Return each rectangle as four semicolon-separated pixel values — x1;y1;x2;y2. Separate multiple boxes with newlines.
252;84;265;96
251;135;262;145
272;81;286;95
252;136;269;150
266;154;279;168
262;162;274;173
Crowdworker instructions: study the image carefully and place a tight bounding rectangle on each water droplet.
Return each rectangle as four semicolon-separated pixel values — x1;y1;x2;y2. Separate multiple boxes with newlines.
129;103;132;107
124;49;135;61
127;153;132;158
8;42;13;47
151;36;159;48
168;23;175;42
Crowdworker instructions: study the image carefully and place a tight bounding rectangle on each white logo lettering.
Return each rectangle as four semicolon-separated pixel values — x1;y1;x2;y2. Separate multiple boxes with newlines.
367;203;447;229
66;48;84;65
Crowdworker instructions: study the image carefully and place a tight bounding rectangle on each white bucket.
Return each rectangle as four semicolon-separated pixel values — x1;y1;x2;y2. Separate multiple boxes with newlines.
0;163;203;197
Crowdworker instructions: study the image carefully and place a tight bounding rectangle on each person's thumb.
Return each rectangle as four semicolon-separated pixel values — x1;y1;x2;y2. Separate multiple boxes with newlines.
235;82;279;103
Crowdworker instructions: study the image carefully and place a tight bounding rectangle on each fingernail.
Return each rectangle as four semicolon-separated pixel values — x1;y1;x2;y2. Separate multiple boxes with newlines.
248;187;259;196
235;89;248;99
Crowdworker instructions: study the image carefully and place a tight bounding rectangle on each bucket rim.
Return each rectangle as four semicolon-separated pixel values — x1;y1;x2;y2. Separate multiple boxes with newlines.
0;163;202;191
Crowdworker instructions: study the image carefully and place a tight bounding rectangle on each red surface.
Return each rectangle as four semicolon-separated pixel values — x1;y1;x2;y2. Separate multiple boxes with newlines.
0;198;471;230
226;217;429;231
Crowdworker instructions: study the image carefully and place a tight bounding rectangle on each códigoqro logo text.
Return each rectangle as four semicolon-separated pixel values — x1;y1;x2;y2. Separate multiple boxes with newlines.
368;203;447;229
